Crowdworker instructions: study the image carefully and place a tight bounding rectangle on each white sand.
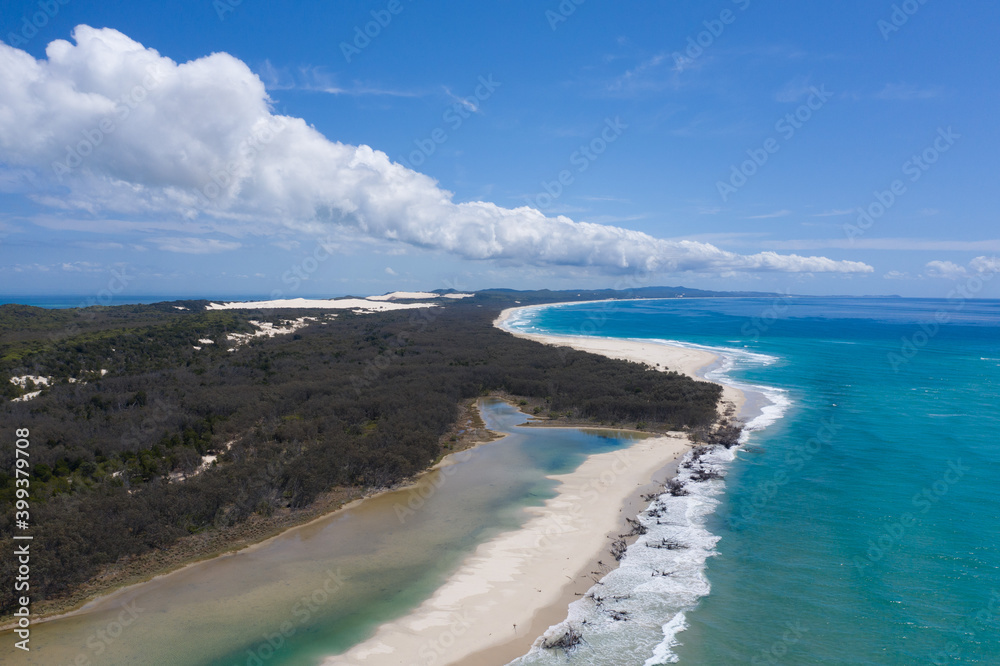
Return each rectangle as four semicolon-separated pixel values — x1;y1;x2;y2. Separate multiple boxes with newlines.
364;291;474;301
205;297;437;311
224;316;324;350
494;304;744;413
325;435;691;666
326;302;744;666
9;374;52;387
366;291;440;301
8;375;52;402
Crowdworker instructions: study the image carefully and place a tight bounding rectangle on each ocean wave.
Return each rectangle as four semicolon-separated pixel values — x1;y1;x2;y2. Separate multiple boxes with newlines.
498;303;551;334
510;444;734;666
644;613;687;666
508;341;790;666
641;346;789;664
640;337;792;433
640;336;780;370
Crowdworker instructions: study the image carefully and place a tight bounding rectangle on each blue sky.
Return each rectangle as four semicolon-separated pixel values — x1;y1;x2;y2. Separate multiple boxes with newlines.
1;0;998;299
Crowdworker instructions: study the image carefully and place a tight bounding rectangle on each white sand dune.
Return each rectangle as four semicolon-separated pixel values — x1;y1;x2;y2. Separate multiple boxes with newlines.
365;291;441;301
364;291;474;300
205;297;437;311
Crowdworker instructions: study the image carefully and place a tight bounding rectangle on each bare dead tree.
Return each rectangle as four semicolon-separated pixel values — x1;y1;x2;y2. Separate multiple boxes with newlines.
610;537;628;561
647;537;688;550
664;478;689;496
620;517;647;537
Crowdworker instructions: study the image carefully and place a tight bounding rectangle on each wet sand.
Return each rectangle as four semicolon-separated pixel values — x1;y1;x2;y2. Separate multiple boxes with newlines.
324;434;691;666
323;302;745;665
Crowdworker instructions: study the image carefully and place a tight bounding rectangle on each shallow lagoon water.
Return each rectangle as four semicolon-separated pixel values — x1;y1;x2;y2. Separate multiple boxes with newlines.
5;400;646;666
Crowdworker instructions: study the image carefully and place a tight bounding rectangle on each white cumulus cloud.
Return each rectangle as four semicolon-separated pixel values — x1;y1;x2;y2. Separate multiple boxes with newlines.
924;260;967;279
969;256;1000;275
924;256;1000;280
0;26;874;276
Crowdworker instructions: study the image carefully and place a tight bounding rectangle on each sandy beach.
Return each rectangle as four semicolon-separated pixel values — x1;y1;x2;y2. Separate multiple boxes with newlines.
326;302;746;666
495;304;746;416
325;434;691;666
9;300;745;665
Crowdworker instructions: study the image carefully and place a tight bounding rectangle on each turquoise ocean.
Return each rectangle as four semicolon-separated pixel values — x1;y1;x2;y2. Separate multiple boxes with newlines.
503;297;1000;666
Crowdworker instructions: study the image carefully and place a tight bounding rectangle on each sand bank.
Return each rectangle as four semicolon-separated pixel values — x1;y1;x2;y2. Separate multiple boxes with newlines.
326;301;746;666
325;434;691;666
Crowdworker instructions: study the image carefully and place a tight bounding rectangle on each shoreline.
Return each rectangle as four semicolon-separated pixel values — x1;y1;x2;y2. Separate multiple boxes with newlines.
325;433;693;666
6;298;749;664
495;303;746;417
1;293;709;631
325;301;746;666
454;449;686;666
0;399;503;631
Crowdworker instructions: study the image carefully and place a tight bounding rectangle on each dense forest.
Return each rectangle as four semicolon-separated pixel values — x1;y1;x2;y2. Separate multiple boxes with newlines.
0;292;723;615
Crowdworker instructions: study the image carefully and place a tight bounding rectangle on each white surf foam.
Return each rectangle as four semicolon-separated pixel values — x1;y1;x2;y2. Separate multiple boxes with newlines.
644;613;687;665
508;340;791;666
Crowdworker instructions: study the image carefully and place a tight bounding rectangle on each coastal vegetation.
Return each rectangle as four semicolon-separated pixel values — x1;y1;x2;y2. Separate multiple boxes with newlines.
0;294;722;616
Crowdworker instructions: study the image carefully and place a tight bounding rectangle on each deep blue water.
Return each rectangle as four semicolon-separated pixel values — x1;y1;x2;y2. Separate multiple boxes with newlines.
507;297;1000;665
